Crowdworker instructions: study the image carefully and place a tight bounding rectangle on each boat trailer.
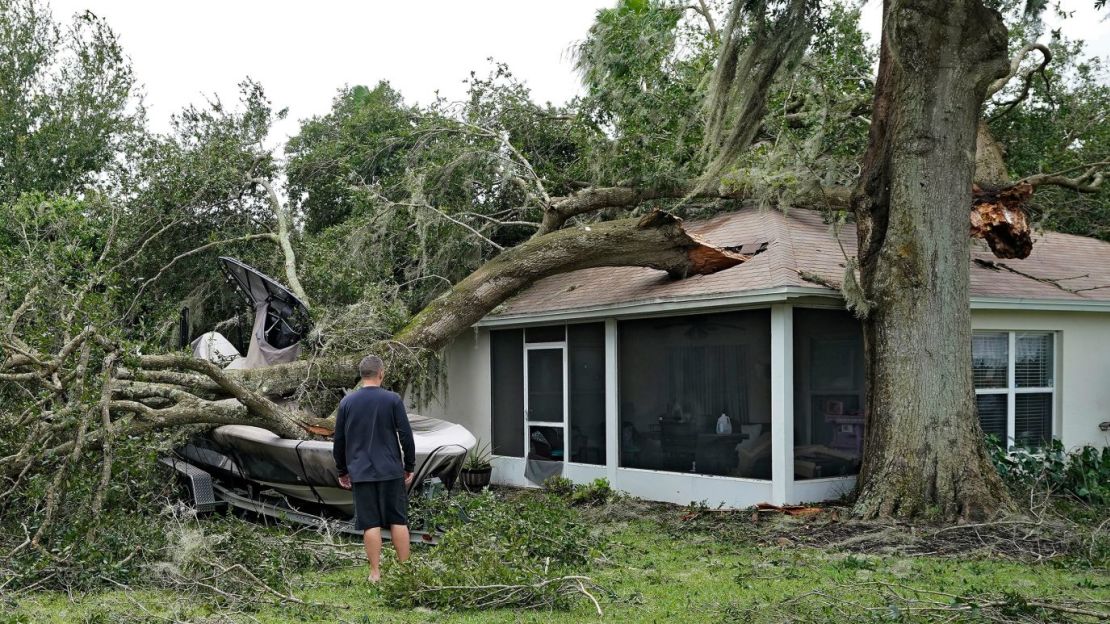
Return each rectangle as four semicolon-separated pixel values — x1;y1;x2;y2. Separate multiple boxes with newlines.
160;456;440;544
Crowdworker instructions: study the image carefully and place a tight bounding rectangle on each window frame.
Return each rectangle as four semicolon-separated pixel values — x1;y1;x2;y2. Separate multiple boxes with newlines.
973;330;1056;447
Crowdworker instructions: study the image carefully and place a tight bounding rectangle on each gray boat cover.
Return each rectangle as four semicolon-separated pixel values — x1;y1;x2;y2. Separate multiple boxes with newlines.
178;256;479;516
178;415;476;514
228;305;300;369
188;311;298;370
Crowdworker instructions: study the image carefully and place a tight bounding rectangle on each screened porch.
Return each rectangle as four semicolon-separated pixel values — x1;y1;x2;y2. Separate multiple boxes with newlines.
485;305;866;506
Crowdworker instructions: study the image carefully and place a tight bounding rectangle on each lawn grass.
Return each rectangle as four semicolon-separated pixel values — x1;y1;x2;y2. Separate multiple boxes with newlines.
7;495;1108;623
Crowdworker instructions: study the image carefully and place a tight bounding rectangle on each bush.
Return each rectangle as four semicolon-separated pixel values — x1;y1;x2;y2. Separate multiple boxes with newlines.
987;436;1110;505
543;476;616;507
543;475;575;497
570;478;615;507
382;489;602;611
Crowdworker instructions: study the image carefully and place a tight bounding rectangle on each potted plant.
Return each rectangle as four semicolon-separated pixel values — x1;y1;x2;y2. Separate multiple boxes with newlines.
460;440;493;491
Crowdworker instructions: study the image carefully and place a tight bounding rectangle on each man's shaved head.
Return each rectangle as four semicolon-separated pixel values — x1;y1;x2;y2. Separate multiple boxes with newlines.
359;355;385;379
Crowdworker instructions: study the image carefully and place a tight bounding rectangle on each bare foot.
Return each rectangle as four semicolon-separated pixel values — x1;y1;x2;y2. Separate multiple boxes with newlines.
368;571;381;584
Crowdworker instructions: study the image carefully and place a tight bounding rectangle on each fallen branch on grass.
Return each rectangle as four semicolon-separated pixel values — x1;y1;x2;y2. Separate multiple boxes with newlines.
413;575;605;614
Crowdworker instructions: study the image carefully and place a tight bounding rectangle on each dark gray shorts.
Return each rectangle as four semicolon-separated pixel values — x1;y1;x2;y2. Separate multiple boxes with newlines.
352;478;408;530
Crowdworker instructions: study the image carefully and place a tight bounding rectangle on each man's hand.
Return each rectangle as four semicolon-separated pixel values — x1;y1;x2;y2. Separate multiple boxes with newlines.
338;474;352;490
403;471;414;488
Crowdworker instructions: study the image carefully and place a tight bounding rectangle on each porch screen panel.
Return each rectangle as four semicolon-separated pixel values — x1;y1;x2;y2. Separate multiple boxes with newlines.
568;323;606;465
618;310;771;479
490;329;525;457
526;325;566;343
792;308;865;480
526;349;564;422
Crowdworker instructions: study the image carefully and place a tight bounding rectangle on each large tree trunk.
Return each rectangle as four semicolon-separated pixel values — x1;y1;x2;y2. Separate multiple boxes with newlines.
851;0;1013;520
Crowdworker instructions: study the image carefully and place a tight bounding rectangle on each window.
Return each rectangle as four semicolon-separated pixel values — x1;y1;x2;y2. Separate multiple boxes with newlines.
793;308;865;480
973;331;1055;447
490;323;606;465
618;310;772;479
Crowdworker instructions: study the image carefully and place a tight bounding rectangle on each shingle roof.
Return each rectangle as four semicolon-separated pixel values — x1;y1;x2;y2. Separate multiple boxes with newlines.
487;206;1110;319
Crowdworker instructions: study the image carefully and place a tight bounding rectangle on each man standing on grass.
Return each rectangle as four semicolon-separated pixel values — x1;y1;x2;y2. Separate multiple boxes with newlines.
334;355;416;583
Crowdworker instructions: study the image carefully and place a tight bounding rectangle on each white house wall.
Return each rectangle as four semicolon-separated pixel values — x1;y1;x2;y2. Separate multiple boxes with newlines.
421;307;1110;509
971;309;1110;450
415;328;493;444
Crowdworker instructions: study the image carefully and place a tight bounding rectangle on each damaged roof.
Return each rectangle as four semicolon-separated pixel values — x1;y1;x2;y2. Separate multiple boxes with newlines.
485;206;1110;321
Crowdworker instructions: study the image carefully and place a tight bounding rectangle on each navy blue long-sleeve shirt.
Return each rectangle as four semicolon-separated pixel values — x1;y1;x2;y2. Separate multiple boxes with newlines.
333;386;415;482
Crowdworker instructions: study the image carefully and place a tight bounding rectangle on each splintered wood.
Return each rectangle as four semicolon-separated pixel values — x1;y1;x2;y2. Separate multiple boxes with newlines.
970;182;1033;259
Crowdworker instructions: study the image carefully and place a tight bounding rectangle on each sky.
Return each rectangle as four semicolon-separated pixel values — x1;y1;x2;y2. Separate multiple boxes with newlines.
48;0;1110;147
48;0;612;142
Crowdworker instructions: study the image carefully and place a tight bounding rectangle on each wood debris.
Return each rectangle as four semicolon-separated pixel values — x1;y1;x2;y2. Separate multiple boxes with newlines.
970;182;1033;259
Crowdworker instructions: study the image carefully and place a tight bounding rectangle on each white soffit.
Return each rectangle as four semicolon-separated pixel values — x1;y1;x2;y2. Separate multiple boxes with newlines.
478;289;1110;328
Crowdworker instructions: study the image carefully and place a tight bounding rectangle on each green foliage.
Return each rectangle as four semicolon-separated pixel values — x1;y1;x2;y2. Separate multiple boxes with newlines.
121;79;290;340
382;490;600;611
719;2;873;213
575;0;717;185
0;0;141;203
463;439;493;471
543;477;617;507
11;492;1110;622
543;475;575;497
987;435;1110;505
286;82;418;234
570;478;615;507
3;446;187;592
285;69;580;312
988;20;1110;240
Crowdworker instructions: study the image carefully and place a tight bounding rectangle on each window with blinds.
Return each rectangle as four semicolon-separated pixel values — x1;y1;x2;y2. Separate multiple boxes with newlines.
972;331;1055;448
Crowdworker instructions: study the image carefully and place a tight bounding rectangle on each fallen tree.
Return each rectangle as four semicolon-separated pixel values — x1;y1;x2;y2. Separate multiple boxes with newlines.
0;208;748;488
3;0;1109;548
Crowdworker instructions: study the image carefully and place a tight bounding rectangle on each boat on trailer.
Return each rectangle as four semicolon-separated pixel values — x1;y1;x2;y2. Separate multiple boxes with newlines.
164;258;476;536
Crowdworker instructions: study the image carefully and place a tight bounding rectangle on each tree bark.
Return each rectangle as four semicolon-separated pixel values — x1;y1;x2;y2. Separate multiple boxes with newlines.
399;210;748;352
851;0;1014;520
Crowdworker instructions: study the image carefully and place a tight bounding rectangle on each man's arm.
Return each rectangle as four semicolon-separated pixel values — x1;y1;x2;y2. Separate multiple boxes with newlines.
333;402;349;486
393;396;416;477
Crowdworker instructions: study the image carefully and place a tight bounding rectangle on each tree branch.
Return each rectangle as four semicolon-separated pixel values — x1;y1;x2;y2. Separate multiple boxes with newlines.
251;177;311;307
1019;161;1108;193
984;42;1051;103
536;182;854;236
687;0;718;39
396;209;750;352
133;354;308;438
